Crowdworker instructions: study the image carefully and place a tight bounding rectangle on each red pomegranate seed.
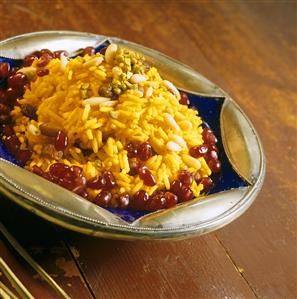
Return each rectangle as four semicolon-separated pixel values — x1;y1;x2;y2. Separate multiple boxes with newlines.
0;62;10;78
37;53;51;67
117;194;130;209
179;92;190;106
83;47;95;56
197;177;214;193
40;49;53;57
208;159;221;173
42;172;54;182
202;128;218;145
3;135;20;155
37;69;49;77
207;150;218;161
0;90;7;105
6;87;23;102
102;170;117;189
54;130;68;151
2;124;14;136
70;166;83;177
72;176;87;194
138;142;152;161
189;145;208;158
32;165;44;176
87;175;106;189
208;144;218;152
0;115;10;124
128;158;143;176
49;163;70;179
164;192;178;208
53;50;68;59
147;193;166;211
21;104;37;120
16;149;32;166
8;67;19;76
8;73;27;90
170;179;182;195
0;104;9;115
125;142;139;158
57;177;75;190
133;190;149;210
23;54;38;66
94;191;112;207
179;186;194;202
138;166;156;186
178;170;193;186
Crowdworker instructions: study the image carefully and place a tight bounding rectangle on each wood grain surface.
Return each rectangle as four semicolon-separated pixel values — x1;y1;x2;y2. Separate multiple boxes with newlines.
0;1;296;298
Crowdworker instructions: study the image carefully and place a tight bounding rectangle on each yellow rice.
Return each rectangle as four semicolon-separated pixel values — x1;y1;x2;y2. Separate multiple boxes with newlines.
12;45;211;198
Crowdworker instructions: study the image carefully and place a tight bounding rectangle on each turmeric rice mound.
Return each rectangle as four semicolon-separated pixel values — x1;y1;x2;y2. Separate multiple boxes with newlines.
11;45;211;202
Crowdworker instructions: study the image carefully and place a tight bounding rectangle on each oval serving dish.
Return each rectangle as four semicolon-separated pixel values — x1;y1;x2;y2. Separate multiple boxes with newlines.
0;31;265;240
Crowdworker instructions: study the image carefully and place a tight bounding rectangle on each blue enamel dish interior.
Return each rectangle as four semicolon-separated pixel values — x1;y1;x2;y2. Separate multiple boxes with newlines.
0;43;248;223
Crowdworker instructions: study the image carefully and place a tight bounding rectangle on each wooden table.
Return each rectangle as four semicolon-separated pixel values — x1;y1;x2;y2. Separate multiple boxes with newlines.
0;1;296;298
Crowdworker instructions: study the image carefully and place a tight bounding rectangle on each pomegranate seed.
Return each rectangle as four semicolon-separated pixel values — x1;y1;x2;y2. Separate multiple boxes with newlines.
170;179;182;195
32;165;44;176
179;186;194;202
128;158;143;176
138;166;156;186
37;69;49;77
202;128;217;145
178;170;193;186
2;124;14;136
94;191;112;207
117;194;130;209
40;49;53;57
54;130;68;151
133;190;149;210
138;142;152;161
0;104;10;115
164;192;178;208
3;135;20;155
0;90;7;105
8;67;19;76
207;150;218;161
21;104;37;120
37;53;51;67
72;176;87;194
208;159;221;173
208;144;218;152
189;145;208;158
42;172;54;182
57;177;75;190
0;62;10;78
23;54;38;66
53;50;68;59
83;47;95;56
197;177;214;193
179;92;190;105
87;175;106;189
70;166;83;177
0;115;10;124
125;142;139;158
16;149;32;166
8;73;27;90
102;170;116;190
6;87;22;102
49;163;70;179
147;192;166;211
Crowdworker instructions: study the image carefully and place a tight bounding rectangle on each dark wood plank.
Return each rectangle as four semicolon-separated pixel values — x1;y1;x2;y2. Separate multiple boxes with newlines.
0;198;93;299
66;233;256;299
